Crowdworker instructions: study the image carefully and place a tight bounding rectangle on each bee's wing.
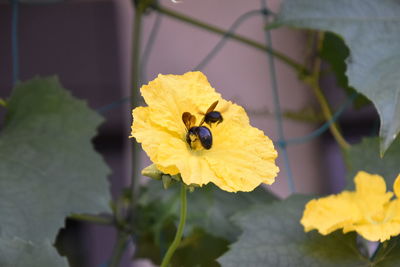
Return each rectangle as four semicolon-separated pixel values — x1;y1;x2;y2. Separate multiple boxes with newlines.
182;112;196;130
190;114;196;127
205;100;219;114
218;101;230;113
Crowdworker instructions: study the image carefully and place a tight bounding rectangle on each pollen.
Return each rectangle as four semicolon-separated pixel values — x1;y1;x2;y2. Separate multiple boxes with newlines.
187;132;203;150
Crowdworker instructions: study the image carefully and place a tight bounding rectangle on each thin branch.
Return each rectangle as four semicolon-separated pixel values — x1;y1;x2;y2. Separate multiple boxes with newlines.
306;31;351;150
130;1;144;223
160;184;187;267
152;4;308;75
0;98;6;107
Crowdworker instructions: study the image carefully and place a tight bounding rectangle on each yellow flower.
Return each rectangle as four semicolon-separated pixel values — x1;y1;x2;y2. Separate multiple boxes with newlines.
130;71;279;192
301;171;400;242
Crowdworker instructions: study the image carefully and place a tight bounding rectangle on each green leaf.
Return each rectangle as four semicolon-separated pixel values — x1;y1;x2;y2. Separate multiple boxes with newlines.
345;136;400;190
218;195;370;267
276;0;400;153
134;219;176;265
0;77;111;264
173;228;229;267
373;238;400;266
283;106;325;123
139;181;277;242
0;238;68;267
136;181;277;265
135;225;229;267
320;33;349;89
320;33;370;109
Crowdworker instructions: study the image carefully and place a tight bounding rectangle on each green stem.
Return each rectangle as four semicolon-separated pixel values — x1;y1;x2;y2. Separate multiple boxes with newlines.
160;184;187;267
130;3;144;219
307;31;350;151
109;232;129;267
0;98;6;107
152;4;308;75
68;214;114;225
310;82;350;150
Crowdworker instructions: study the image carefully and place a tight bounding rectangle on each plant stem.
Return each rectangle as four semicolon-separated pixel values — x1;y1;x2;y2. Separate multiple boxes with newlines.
160;184;187;267
0;98;6;107
130;2;144;219
68;214;113;225
310;83;350;150
152;4;308;75
109;232;129;267
307;31;350;150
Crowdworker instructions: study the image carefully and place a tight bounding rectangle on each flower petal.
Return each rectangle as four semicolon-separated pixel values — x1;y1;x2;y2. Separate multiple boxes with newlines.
355;171;387;195
204;120;279;192
353;222;400;242
214;99;250;126
387;199;400;223
140;72;223;135
131;106;181;174
131;71;279;192
154;136;230;189
300;192;361;235
354;171;393;220
394;174;400;197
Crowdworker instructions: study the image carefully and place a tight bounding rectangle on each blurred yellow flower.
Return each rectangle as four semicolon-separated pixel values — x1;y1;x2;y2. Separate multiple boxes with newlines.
130;71;279;192
301;171;400;242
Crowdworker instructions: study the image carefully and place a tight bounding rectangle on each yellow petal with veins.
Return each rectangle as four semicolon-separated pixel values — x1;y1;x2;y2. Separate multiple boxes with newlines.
394;174;400;197
352;222;400;242
301;192;360;235
301;171;400;242
131;71;279;192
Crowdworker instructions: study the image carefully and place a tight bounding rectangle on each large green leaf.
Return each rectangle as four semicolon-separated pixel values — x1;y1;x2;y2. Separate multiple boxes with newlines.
320;32;370;109
218;195;370;267
0;238;68;267
345;136;400;190
137;181;276;266
138;180;277;242
373;237;400;267
172;228;229;267
320;33;349;91
0;77;111;265
276;0;400;153
135;224;229;267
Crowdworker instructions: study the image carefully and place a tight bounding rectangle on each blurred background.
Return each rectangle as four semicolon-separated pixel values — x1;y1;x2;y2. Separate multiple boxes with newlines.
0;0;379;266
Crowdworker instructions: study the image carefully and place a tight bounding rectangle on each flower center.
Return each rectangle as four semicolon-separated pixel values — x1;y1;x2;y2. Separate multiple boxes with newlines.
366;205;395;225
187;131;204;150
182;102;219;151
370;210;386;223
185;126;213;150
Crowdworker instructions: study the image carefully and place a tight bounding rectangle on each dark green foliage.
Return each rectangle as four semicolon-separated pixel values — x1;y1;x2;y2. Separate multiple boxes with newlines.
345;136;400;190
218;195;370;267
135;180;277;265
0;77;111;266
277;0;400;153
320;32;370;108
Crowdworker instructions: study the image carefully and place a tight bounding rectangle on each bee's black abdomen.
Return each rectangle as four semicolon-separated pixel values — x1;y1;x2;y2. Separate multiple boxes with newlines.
186;126;212;149
204;111;223;125
196;126;213;149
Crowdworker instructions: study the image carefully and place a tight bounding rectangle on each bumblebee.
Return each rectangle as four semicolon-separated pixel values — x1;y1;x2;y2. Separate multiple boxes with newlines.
199;100;223;126
182;112;212;150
